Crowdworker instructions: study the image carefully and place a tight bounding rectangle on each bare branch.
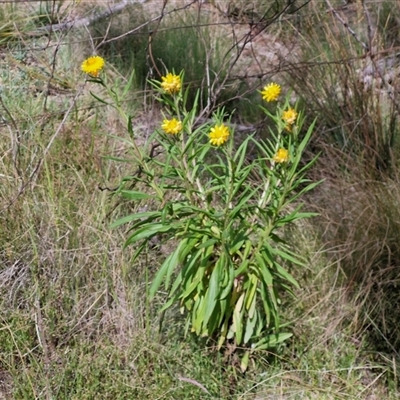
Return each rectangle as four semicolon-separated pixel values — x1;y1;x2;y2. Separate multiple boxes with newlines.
36;0;148;34
325;0;369;52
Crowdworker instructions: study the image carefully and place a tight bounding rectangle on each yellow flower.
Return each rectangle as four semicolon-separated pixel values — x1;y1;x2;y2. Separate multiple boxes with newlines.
81;56;105;77
261;82;281;102
282;108;298;125
161;73;181;94
273;148;289;163
161;118;182;135
209;124;230;146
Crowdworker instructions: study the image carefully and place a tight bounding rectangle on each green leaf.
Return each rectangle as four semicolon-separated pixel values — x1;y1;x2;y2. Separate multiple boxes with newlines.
276;211;318;226
240;351;250;373
233;292;245;344
229;238;246;256
122;67;136;97
90;91;111;105
244;311;257;344
165;239;194;290
228;186;260;220
245;274;258;311
220;262;235;300
283;180;323;205
124;223;174;247
253;332;293;350
258;286;271;327
101;156;132;163
127;115;134;139
180;252;208;299
254;253;273;287
110;211;161;229
196;238;218;250
149;239;188;300
120;190;157;201
218;320;229;349
234;136;252;170
272;246;306;268
192;294;205;334
234;259;250;278
149;252;178;301
274;262;300;289
202;256;223;328
253;255;278;324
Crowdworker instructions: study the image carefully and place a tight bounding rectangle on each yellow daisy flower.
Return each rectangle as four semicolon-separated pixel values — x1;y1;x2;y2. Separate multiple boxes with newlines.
81;56;105;77
273;148;289;163
261;82;281;102
209;124;230;146
161;118;182;135
282;108;298;125
161;73;181;94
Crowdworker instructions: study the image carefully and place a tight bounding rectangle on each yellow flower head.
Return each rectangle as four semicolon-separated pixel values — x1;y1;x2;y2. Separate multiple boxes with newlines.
209;124;230;146
282;108;298;125
161;118;182;135
81;56;105;77
273;148;289;163
161;73;181;94
261;82;281;102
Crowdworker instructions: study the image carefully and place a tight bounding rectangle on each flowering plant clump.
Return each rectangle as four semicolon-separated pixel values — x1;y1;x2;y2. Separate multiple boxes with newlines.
81;56;105;77
85;65;319;371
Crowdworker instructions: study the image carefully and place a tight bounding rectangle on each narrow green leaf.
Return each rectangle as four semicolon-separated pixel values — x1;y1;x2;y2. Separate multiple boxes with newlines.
196;238;218;250
254;253;273;286
253;332;293;350
233;292;245;344
101;156;132;163
245;274;258;311
272;247;306;268
90;91;111;105
240;351;250;373
258;285;271;327
218;320;229;349
110;211;161;229
229;238;245;256
120;190;157;201
165;239;191;289
193;294;205;334
127;115;134;139
180;253;208;298
244;311;257;344
124;224;173;247
276;211;318;225
228;186;260;220
234;259;250;278
202;257;222;327
284;180;323;204
149;241;184;300
274;262;300;288
234;136;252;170
219;254;235;299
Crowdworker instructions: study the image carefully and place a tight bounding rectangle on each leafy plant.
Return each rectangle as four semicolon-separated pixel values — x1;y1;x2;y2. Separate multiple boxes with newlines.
84;62;319;369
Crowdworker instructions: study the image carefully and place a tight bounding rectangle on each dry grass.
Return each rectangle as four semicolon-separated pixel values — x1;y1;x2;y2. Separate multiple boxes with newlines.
0;0;399;398
283;1;400;170
309;153;400;356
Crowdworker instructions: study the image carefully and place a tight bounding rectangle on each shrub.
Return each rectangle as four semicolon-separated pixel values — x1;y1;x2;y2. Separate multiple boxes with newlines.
82;60;320;369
